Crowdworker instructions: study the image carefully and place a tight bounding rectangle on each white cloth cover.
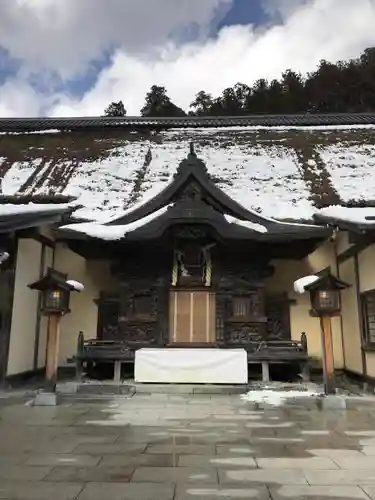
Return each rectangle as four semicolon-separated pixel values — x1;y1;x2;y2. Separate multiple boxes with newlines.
134;348;248;384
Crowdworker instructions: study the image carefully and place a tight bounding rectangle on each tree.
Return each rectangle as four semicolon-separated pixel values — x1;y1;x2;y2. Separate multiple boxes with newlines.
190;91;214;115
141;85;186;117
245;79;270;113
280;70;306;112
104;100;127;117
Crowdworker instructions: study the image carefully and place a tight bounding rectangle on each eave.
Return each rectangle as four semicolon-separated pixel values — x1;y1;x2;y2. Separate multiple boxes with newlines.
313;214;375;234
0;208;74;234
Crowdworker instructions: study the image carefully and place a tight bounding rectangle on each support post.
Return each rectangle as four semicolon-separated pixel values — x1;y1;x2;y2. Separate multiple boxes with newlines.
114;361;122;383
45;313;61;392
261;361;270;382
320;315;335;394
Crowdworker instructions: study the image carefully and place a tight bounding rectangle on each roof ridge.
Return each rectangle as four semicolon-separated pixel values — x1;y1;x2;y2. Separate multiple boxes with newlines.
1;113;375;132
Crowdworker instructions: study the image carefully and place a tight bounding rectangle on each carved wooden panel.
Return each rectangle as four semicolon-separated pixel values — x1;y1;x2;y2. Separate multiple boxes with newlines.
265;293;292;340
225;323;265;346
118;320;158;344
96;296;120;340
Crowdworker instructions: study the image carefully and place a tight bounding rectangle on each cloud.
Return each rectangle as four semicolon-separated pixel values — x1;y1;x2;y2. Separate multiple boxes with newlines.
0;0;231;76
1;0;375;117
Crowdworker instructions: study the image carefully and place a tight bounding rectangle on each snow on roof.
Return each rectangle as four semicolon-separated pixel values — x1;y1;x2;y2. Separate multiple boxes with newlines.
166;124;375;134
61;205;169;240
1;126;375;223
320;144;375;203
0;203;71;216
0;129;61;136
316;206;375;225
294;275;320;294
224;214;267;233
66;279;84;292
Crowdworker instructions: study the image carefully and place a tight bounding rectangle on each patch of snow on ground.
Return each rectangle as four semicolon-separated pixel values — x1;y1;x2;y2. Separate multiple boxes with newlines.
241;388;322;406
320;144;375;202
294;275;320;294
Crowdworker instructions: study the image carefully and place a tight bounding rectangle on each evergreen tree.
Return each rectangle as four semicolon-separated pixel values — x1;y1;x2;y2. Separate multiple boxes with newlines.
190;91;214;115
141;85;186;117
104;100;127;117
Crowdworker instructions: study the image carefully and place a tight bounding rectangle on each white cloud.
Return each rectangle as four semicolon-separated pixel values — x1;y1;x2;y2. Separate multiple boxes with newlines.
1;0;375;117
0;0;231;76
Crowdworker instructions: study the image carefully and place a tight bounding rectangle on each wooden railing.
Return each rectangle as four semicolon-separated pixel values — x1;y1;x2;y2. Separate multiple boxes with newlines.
69;331;309;383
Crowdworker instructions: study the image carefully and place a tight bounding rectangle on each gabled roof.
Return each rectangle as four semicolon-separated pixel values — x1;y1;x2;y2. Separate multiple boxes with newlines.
60;147;331;244
1;115;375;224
102;146;330;241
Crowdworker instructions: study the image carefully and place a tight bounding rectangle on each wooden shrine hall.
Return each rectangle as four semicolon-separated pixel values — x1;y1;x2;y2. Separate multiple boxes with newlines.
57;144;332;383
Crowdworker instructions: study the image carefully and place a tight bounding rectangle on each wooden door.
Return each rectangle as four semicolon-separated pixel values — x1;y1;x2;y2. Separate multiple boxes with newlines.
169;290;216;344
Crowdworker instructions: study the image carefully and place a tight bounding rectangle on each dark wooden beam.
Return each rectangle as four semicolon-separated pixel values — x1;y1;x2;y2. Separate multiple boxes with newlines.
354;251;367;378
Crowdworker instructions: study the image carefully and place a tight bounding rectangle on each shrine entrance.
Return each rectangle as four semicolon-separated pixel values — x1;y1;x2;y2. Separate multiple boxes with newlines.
168;289;216;344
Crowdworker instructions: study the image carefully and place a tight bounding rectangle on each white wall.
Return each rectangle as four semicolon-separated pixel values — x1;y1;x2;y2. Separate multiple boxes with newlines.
7;239;42;376
54;244;118;365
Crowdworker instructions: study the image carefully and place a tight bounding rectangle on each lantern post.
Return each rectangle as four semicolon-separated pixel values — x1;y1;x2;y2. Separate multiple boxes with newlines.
304;273;349;395
28;269;81;399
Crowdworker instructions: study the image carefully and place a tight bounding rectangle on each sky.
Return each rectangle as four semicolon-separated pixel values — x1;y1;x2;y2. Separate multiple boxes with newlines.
0;0;375;117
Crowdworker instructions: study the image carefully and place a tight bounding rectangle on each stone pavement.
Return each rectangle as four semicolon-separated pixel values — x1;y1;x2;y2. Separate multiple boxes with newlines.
1;390;375;499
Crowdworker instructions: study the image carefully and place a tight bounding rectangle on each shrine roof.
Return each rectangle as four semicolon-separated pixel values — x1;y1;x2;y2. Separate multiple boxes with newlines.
1;114;375;225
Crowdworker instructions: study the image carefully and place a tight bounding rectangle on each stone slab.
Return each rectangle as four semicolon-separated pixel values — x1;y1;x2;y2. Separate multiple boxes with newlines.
178;455;257;468
333;456;375;469
78;482;175;500
45;465;135;482
135;348;248;384
320;395;347;410
0;481;83;500
33;392;58;406
0;465;51;481
100;454;177;467
270;485;368;499
73;443;147;454
304;469;375;485
175;485;270;499
146;444;216;455
218;469;308;485
362;486;375;499
131;466;218;483
24;454;101;467
256;457;338;469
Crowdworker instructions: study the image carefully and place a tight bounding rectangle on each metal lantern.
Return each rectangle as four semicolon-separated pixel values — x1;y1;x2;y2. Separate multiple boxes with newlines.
43;286;70;314
305;272;349;316
28;268;75;315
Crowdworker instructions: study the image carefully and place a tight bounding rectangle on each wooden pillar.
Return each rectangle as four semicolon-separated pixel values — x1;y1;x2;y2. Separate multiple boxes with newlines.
261;361;270;382
320;315;335;394
45;313;61;391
